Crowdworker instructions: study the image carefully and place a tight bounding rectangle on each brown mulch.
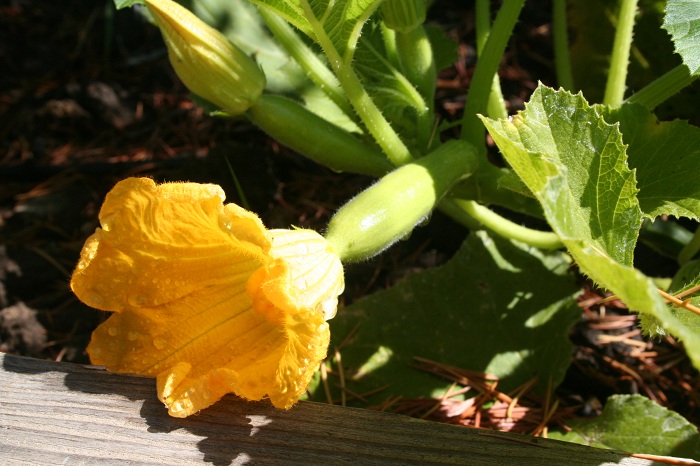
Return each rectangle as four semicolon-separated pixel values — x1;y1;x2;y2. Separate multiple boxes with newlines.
1;0;699;435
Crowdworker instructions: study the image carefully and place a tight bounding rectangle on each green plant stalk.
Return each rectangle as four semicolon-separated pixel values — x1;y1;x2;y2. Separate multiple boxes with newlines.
394;25;436;150
678;227;700;265
625;65;698;110
475;0;508;120
248;94;392;177
301;0;413;166
440;199;564;250
603;0;639;106
552;0;574;90
453;0;545;249
258;7;355;119
460;0;525;147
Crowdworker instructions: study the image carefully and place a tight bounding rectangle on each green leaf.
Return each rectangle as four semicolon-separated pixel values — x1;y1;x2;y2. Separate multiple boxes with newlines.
248;0;383;64
482;85;641;267
311;231;580;404
601;102;700;220
114;0;144;8
481;84;700;369
550;395;700;458
299;85;362;134
664;0;700;75
352;23;427;137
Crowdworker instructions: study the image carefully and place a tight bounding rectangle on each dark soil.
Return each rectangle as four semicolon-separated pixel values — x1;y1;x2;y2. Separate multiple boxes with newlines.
1;0;699;432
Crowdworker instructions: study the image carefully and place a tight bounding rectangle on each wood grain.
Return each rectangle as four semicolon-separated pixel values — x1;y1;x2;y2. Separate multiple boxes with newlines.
0;353;666;465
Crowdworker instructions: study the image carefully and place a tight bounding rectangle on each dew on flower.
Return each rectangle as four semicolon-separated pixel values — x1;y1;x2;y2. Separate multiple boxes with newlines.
153;338;167;350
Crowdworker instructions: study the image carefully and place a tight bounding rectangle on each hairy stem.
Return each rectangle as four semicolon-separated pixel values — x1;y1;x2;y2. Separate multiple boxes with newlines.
552;0;574;90
603;0;639;106
460;0;525;148
259;8;355;118
301;0;413;166
625;65;698;110
440;199;564;250
475;0;508;120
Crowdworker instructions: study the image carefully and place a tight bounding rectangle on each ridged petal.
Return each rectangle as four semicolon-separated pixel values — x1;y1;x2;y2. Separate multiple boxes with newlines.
71;178;269;312
265;229;345;320
70;178;343;417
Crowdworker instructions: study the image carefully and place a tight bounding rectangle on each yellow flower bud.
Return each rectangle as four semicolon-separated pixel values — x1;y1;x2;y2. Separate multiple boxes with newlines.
145;0;265;115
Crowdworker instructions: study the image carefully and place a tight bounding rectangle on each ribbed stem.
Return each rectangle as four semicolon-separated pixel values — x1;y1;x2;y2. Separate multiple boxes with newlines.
552;0;574;90
625;65;698;110
460;0;525;148
440;199;564;250
603;0;639;106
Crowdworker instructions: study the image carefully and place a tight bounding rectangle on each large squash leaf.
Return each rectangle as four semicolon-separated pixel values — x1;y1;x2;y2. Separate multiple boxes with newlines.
312;231;580;405
601;102;700;220
481;84;700;369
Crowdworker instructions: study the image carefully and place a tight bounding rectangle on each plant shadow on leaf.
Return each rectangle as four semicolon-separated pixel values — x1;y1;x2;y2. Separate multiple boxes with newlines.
312;230;581;406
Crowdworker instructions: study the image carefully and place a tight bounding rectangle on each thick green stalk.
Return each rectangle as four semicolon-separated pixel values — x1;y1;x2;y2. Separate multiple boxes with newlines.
552;0;574;90
475;0;508;120
248;95;392;177
625;65;698;110
460;0;525;146
440;199;564;250
301;1;413;166
258;8;355;118
603;0;639;106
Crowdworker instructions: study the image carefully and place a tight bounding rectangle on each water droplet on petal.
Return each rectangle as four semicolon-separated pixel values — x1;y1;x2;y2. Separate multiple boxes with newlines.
128;294;146;307
153;337;167;350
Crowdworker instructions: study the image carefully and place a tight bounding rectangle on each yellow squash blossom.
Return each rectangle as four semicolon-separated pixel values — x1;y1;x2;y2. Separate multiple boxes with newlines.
70;177;344;417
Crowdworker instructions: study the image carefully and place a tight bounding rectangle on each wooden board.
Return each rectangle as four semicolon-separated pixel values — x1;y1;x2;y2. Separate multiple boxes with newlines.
0;353;677;465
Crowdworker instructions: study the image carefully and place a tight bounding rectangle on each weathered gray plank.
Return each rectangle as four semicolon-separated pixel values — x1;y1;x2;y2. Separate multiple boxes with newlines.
0;353;679;465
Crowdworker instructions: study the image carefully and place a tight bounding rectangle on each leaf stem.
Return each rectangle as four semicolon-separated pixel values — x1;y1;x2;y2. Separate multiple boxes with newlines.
258;7;355;118
440;199;564;250
603;0;639;106
552;0;574;90
475;0;508;120
625;64;698;110
460;0;525;147
301;0;413;166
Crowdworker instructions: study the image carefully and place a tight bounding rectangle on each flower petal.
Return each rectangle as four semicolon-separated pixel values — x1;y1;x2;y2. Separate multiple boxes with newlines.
71;178;343;416
88;282;288;417
71;178;269;312
266;229;345;320
245;229;342;408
